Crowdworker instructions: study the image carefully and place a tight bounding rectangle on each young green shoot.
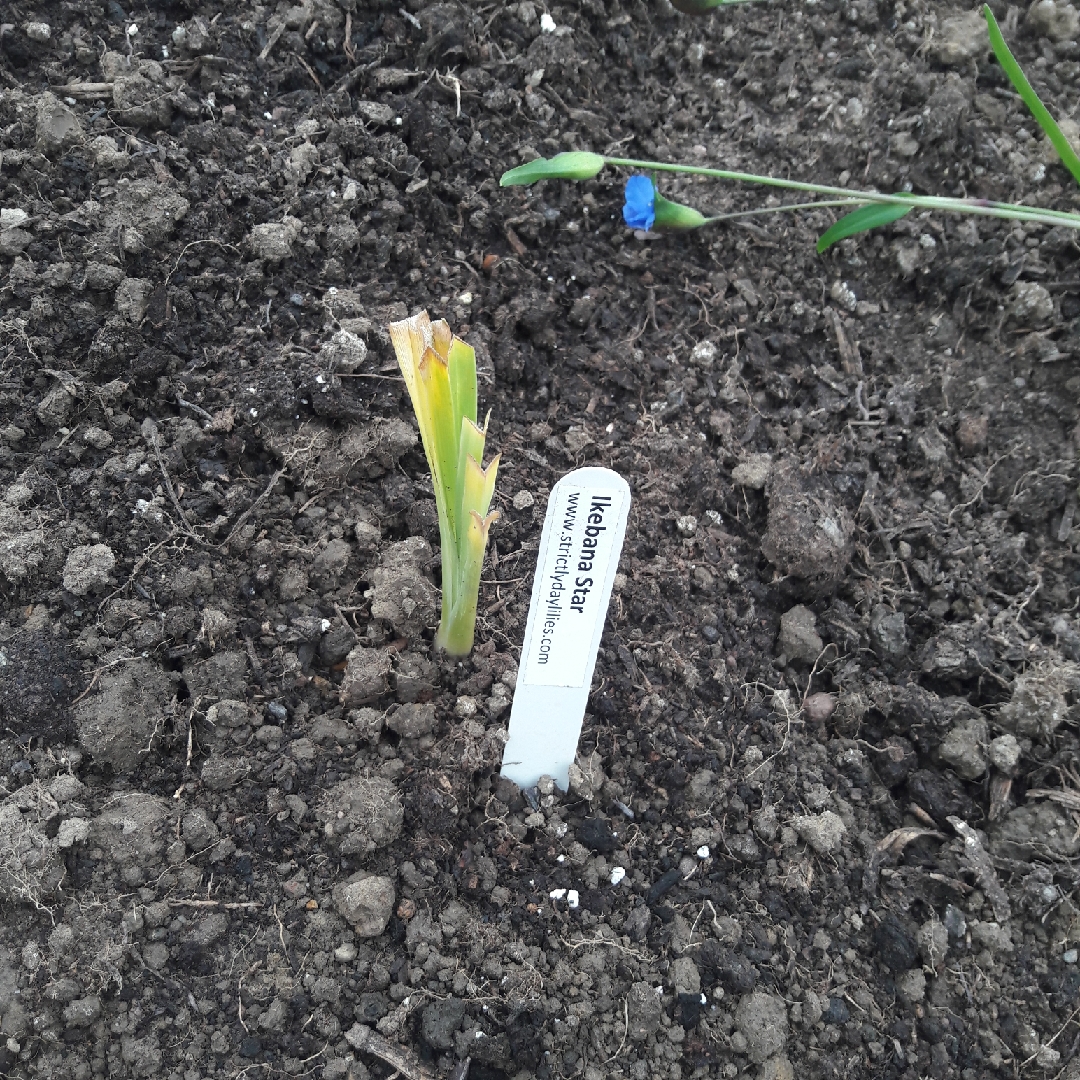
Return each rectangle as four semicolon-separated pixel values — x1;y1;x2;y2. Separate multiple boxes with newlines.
389;311;500;657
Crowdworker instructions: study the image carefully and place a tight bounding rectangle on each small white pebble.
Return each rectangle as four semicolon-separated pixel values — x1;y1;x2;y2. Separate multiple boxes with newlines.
610;866;626;886
556;854;566;863
540;12;557;31
697;845;710;859
459;291;473;305
567;890;579;909
334;942;357;962
676;514;698;537
127;23;139;35
549;888;567;900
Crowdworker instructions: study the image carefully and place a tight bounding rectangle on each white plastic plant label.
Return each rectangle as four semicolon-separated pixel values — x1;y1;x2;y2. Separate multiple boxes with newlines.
501;466;631;791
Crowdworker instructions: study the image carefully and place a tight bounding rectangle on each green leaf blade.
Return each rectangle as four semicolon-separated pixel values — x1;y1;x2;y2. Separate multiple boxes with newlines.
984;4;1080;187
499;152;605;186
817;203;913;253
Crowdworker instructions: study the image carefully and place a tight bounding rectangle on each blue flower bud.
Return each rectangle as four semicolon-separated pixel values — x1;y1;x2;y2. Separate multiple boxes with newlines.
623;176;707;232
622;175;656;230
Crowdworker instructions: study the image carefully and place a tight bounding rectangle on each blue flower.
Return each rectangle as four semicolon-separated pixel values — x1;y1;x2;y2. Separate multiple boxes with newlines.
623;175;655;231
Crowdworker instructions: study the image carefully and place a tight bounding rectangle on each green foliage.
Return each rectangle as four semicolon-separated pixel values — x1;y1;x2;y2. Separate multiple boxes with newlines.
500;152;605;186
652;191;708;231
816;203;913;253
495;11;1080;257
389;312;500;657
983;4;1080;187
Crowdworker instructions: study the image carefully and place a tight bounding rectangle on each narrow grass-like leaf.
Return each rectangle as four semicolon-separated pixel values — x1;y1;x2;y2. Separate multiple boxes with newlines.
984;5;1080;186
500;152;605;186
817;203;913;253
418;347;458;607
438;510;499;656
454;418;487;562
447;336;477;436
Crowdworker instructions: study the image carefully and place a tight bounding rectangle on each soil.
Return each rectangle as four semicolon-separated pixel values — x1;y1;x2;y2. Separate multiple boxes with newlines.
2;0;1080;1078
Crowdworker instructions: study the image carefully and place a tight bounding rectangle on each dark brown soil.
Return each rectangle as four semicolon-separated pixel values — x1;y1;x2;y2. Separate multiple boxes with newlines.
2;1;1080;1078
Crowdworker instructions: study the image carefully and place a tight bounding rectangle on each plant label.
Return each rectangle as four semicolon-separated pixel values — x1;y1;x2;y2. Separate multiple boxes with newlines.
501;466;631;790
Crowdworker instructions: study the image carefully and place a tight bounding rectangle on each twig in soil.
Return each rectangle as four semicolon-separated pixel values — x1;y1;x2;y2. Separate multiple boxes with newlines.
169;899;262;910
1027;787;1080;811
345;1023;438;1080
562;934;646;959
270;903;293;968
142;418;202;540
601;999;630;1066
1057;489;1078;542
827;308;863;375
258;18;285;61
1012;573;1043;626
293;52;322;91
60;81;114;98
989;774;1013;822
436;70;462;117
948;816;1011;922
238;976;249;1033
242;632;269;693
343;12;355;61
328;50;388;95
948;448;1015;524
177;396;214;426
165;239;241;287
853;380;871;421
799;645;839;713
746;683;813;781
220;468;285;549
73;651;163;705
862;827;944;894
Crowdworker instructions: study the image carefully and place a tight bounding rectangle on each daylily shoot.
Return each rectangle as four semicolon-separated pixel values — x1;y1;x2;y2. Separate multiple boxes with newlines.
389;311;500;657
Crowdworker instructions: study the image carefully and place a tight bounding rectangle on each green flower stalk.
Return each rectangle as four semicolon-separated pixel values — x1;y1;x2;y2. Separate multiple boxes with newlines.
389;311;500;657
